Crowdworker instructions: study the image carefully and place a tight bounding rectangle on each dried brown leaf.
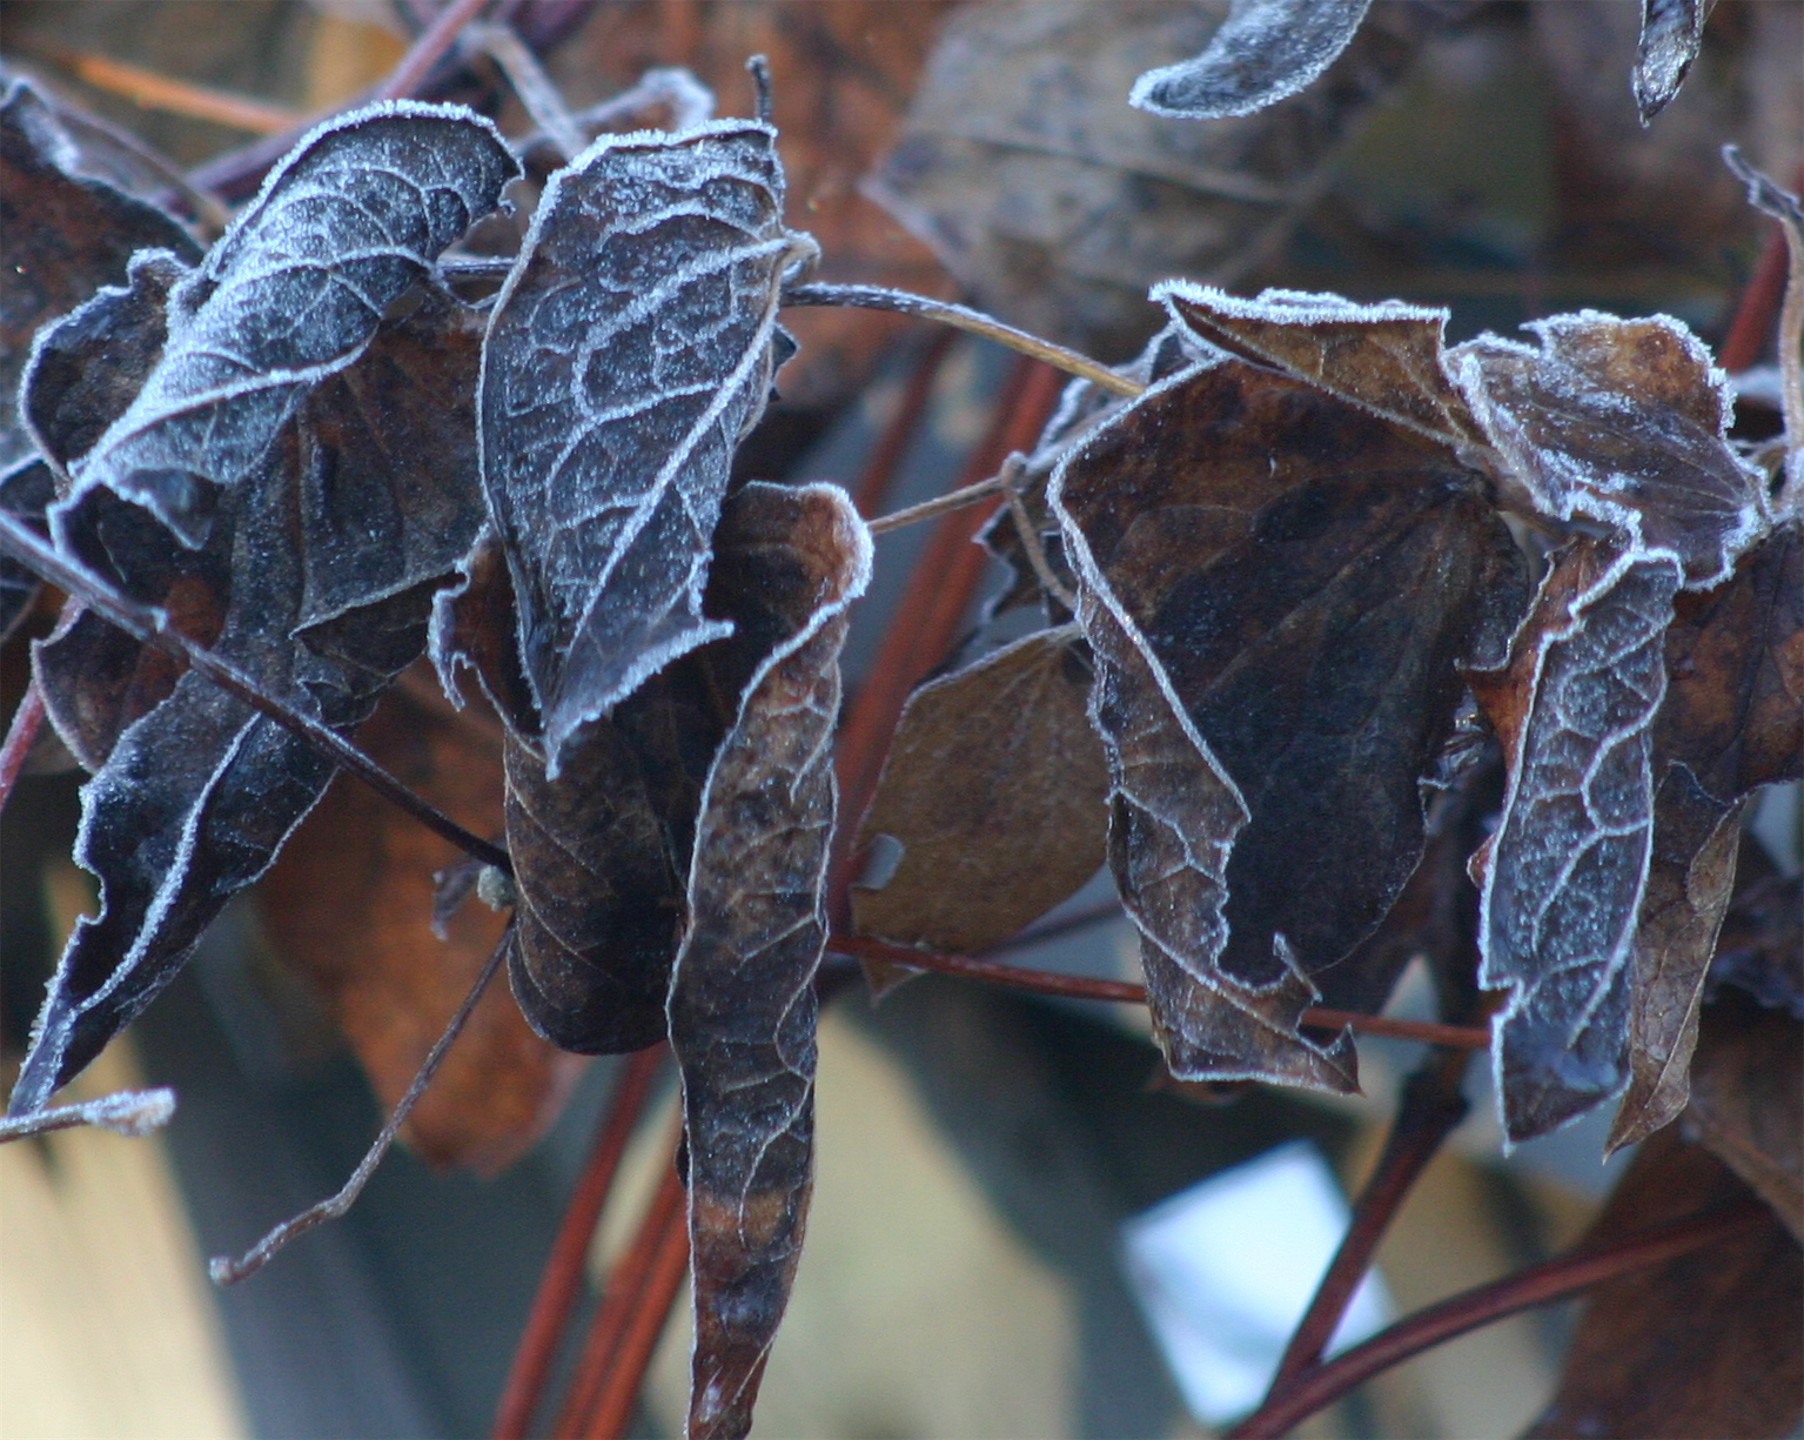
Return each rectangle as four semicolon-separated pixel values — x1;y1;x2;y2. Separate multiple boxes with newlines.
850;624;1108;955
1054;358;1521;1085
669;481;870;1440
1527;1128;1802;1440
1688;991;1804;1245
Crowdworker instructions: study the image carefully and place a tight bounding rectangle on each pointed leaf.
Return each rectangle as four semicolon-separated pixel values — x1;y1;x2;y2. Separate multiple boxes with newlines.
1453;311;1767;587
8;294;489;1114
669;480;870;1440
1474;540;1681;1143
63;101;514;546
1633;0;1710;124
1129;0;1374;121
478;119;815;772
851;625;1108;954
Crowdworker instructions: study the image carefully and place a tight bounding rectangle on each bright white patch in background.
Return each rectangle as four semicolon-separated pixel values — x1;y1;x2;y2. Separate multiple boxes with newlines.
1120;1140;1391;1425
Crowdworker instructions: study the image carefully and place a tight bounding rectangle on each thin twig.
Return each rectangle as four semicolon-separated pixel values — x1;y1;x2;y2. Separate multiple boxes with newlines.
210;917;515;1284
463;21;585;162
375;0;498;102
830;934;1492;1049
0;1087;175;1144
0;678;47;818
784;283;1143;399
0;513;510;874
868;474;1005;535
494;1045;667;1440
18;42;303;134
1226;1200;1769;1439
1265;1047;1474;1395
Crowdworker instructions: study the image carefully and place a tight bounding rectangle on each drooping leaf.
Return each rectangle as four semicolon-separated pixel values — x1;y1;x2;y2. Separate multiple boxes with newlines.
1472;539;1681;1143
1052;358;1523;1084
477;118;815;772
260;673;584;1174
1159;281;1482;448
850;624;1108;955
62;101;515;547
1128;0;1374;122
1688;989;1804;1244
1526;1128;1803;1440
7;292;490;1115
668;480;870;1440
500;480;861;1056
868;0;1471;357
1451;310;1767;588
1633;0;1711;124
1609;522;1801;1147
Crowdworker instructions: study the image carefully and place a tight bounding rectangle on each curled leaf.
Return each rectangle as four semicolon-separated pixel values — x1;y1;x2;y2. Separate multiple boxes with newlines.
478;119;815;772
63;101;515;546
669;481;870;1440
1474;540;1681;1143
1129;0;1374;121
1452;311;1767;587
851;625;1108;955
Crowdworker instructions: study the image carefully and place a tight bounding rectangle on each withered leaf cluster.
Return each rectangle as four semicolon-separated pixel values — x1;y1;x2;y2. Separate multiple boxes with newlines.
0;10;1799;1436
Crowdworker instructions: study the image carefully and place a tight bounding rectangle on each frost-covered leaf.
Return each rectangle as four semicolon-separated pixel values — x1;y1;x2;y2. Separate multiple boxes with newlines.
1527;1128;1803;1440
1129;0;1373;121
1633;0;1712;124
1159;281;1482;447
869;0;1468;357
850;625;1108;956
7;295;489;1116
62;101;514;547
1609;523;1802;1146
1051;358;1521;1086
478;119;815;773
670;480;869;1440
1053;358;1521;1088
1473;539;1681;1144
1453;311;1767;587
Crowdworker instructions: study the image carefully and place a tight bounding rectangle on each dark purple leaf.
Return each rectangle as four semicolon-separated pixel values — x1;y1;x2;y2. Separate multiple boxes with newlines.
477;119;815;772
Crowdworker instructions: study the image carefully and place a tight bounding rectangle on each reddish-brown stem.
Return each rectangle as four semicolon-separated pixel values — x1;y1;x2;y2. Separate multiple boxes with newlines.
493;1045;667;1440
1264;1046;1474;1396
18;42;304;133
851;330;960;520
829;359;1064;928
375;0;499;101
829;935;1492;1049
582;1188;692;1439
1227;1200;1768;1440
0;678;46;818
553;1122;686;1438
